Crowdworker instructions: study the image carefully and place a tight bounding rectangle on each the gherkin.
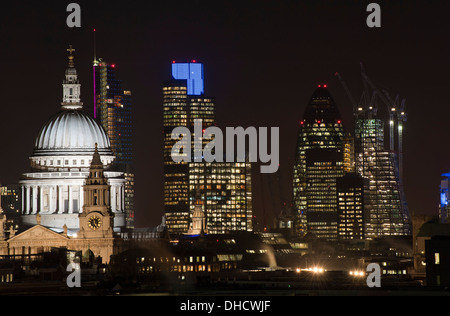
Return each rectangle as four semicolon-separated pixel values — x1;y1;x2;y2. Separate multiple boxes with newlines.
293;86;345;240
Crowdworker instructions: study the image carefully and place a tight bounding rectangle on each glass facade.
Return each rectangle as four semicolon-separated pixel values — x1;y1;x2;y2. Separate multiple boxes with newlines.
188;162;253;234
293;86;345;239
305;148;344;241
163;80;190;234
164;63;252;236
337;173;367;240
355;118;410;238
94;59;134;228
0;185;21;232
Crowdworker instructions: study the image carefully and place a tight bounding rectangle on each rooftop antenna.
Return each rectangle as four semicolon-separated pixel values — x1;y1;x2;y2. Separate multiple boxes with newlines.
93;28;98;65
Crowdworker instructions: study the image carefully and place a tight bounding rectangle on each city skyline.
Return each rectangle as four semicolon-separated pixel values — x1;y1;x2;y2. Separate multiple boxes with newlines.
1;1;449;228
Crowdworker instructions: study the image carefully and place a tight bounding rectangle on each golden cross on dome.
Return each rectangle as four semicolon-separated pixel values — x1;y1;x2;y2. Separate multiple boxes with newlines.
67;45;75;55
67;45;75;67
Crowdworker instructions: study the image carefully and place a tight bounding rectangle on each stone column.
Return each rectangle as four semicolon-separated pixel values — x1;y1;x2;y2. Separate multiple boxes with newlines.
48;186;53;213
26;186;31;214
21;186;25;215
32;186;38;214
111;185;117;213
68;185;73;214
119;185;123;212
79;185;84;212
58;185;64;214
39;186;43;213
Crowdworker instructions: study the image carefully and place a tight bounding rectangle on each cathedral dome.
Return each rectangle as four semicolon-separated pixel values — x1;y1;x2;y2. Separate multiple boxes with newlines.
29;45;115;170
34;110;111;155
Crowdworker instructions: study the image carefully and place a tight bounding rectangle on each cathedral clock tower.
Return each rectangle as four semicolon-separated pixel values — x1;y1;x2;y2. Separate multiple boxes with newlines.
78;144;114;239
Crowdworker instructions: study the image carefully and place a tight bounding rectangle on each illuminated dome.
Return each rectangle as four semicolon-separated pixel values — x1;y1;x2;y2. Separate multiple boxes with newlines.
34;110;111;155
29;45;115;169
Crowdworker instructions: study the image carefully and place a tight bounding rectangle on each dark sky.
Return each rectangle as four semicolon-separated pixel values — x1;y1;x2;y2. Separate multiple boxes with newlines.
0;0;449;227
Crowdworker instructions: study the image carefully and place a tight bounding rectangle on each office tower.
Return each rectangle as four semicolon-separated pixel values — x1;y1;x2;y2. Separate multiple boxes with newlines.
172;62;204;96
188;161;253;234
293;85;345;238
305;148;344;240
93;59;134;228
164;61;253;235
440;173;450;224
343;133;355;173
172;61;214;156
163;80;190;234
0;185;21;232
354;117;410;238
337;173;367;240
339;67;412;238
164;61;216;236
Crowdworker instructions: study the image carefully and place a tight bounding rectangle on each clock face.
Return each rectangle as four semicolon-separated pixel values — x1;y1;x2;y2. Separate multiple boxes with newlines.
88;215;102;230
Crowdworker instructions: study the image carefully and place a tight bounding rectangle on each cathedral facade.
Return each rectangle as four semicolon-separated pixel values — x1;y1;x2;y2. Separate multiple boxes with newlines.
0;47;130;264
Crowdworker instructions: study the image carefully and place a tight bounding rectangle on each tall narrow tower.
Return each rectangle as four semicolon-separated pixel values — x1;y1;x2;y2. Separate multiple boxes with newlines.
93;58;134;228
79;144;114;239
293;85;345;240
353;68;411;238
163;79;190;234
62;45;83;110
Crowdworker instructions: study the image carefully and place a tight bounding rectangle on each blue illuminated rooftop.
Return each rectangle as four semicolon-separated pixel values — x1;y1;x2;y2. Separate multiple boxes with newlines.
172;62;204;96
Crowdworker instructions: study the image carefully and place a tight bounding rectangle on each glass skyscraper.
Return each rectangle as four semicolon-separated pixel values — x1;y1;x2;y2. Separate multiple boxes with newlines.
93;58;134;228
163;80;190;234
188;162;253;234
337;172;367;240
355;117;411;238
163;61;252;236
293;86;345;240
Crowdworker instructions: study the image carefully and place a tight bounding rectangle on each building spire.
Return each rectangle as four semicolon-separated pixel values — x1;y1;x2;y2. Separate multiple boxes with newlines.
61;45;83;110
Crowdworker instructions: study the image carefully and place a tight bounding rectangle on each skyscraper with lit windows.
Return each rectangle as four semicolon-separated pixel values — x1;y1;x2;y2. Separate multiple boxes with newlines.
188;161;253;234
337;172;367;240
93;58;134;228
163;79;190;234
293;85;345;240
305;148;344;240
354;117;410;238
164;61;252;236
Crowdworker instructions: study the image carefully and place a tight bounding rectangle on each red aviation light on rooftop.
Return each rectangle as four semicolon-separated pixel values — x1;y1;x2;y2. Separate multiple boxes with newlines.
337;120;342;124
318;85;321;88
111;64;116;68
300;121;304;125
323;84;327;88
192;60;197;63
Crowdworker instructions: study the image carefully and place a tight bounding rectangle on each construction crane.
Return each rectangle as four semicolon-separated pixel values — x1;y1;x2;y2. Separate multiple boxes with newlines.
335;72;358;115
335;64;411;236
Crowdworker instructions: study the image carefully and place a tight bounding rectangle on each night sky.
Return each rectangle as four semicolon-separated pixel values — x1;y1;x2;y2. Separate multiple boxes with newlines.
0;0;449;227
